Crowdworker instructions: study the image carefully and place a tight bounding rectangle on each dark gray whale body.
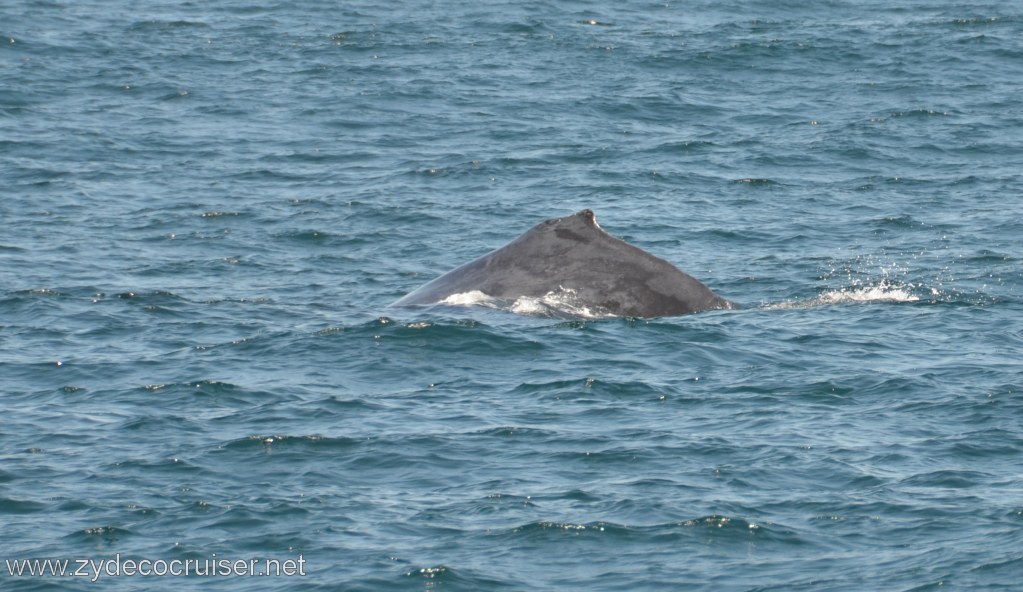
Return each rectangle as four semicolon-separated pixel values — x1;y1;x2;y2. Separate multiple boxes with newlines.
394;209;734;318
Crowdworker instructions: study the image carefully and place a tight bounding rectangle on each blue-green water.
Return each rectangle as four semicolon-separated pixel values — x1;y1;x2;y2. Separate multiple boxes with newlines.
3;1;1022;590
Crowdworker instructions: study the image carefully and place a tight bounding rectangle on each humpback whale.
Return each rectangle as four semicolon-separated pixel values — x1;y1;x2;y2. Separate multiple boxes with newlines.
393;209;734;318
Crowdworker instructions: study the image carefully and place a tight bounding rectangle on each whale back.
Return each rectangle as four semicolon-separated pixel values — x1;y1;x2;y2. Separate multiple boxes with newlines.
393;209;734;318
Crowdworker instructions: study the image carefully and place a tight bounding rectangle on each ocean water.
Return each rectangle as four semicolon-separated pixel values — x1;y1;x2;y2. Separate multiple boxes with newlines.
2;0;1023;590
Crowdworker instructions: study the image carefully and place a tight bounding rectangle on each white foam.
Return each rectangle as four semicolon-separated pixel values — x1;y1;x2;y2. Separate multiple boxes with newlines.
815;283;920;305
508;297;548;316
767;279;921;310
440;290;494;306
510;286;614;319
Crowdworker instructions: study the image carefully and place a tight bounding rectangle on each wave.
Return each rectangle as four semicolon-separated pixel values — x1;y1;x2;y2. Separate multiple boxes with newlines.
507;515;797;543
219;434;361;452
403;564;520;591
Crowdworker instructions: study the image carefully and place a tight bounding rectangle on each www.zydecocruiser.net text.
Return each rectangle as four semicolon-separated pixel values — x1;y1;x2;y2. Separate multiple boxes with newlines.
5;554;307;582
